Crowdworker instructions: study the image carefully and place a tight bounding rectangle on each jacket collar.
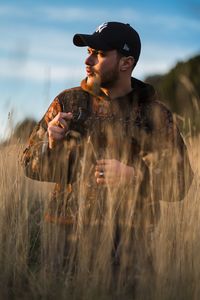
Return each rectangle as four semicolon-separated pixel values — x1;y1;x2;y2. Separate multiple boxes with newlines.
131;77;157;104
81;77;156;104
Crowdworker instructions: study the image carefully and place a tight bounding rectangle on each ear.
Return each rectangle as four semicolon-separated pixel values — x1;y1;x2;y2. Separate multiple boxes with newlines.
120;56;135;71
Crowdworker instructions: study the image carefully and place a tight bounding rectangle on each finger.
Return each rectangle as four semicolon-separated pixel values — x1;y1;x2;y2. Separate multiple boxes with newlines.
55;112;73;120
95;165;114;175
49;120;68;133
96;159;109;165
94;171;105;178
61;112;73;120
96;177;116;185
56;112;73;120
95;165;105;171
57;118;68;129
48;128;67;141
50;112;73;125
96;177;106;184
95;164;116;174
48;125;66;134
48;132;64;140
96;177;119;186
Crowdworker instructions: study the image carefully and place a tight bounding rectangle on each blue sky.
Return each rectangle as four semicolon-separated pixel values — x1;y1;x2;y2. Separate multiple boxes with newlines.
0;0;200;140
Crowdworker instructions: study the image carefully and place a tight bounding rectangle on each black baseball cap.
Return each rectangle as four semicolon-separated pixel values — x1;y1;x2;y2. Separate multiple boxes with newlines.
73;21;141;64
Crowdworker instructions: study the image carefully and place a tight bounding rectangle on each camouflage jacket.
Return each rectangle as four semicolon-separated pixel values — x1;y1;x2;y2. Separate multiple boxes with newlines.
21;77;193;228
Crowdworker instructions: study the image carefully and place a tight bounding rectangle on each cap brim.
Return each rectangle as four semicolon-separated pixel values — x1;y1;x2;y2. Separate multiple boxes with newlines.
73;34;112;51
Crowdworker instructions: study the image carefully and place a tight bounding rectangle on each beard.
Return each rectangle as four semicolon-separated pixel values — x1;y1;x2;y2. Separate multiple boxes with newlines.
100;67;120;89
87;73;101;95
87;63;120;95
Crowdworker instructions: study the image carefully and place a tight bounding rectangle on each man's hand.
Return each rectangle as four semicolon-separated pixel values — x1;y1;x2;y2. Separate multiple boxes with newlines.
48;112;73;149
95;159;136;185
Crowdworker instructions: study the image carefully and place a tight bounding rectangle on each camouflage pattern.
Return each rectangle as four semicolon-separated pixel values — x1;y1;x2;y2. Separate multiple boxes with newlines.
21;77;193;229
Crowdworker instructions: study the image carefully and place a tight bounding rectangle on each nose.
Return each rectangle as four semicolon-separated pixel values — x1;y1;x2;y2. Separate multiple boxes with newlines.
85;53;95;66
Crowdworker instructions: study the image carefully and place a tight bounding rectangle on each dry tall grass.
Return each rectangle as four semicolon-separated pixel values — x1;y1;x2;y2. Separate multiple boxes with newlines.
0;134;199;300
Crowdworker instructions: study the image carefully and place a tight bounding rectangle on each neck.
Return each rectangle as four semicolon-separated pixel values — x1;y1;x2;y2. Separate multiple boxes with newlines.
101;77;132;100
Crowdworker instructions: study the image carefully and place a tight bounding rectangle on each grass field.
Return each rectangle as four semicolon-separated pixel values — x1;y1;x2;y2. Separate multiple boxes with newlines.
0;135;199;300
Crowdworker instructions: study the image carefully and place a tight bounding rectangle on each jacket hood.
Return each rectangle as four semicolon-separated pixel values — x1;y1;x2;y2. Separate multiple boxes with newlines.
131;77;157;103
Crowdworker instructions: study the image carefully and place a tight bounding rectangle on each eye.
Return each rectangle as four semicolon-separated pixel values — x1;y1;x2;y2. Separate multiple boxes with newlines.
87;48;91;54
87;49;105;57
97;51;106;57
87;48;98;56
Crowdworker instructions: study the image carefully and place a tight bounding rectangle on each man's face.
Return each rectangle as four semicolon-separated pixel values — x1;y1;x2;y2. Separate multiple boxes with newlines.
85;48;122;90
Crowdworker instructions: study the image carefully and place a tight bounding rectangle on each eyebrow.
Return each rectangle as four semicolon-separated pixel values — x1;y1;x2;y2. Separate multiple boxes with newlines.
87;48;106;55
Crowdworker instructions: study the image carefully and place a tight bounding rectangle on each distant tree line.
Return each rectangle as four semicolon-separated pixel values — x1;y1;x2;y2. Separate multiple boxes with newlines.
1;118;37;146
145;54;200;135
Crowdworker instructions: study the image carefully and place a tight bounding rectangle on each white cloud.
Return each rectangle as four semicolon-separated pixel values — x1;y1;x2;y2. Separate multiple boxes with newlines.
40;6;108;23
0;37;197;83
141;13;200;31
0;4;28;18
0;58;85;81
0;4;109;23
0;4;200;33
36;6;200;32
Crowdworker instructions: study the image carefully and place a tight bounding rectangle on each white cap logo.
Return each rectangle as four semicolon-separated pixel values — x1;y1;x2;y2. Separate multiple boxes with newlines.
123;43;130;51
96;22;108;33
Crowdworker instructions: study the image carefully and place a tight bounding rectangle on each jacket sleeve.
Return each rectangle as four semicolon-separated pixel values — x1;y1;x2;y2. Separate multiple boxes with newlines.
143;101;193;202
21;97;76;183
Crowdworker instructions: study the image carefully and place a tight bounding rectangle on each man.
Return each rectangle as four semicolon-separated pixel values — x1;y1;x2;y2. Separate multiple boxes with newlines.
22;22;193;296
